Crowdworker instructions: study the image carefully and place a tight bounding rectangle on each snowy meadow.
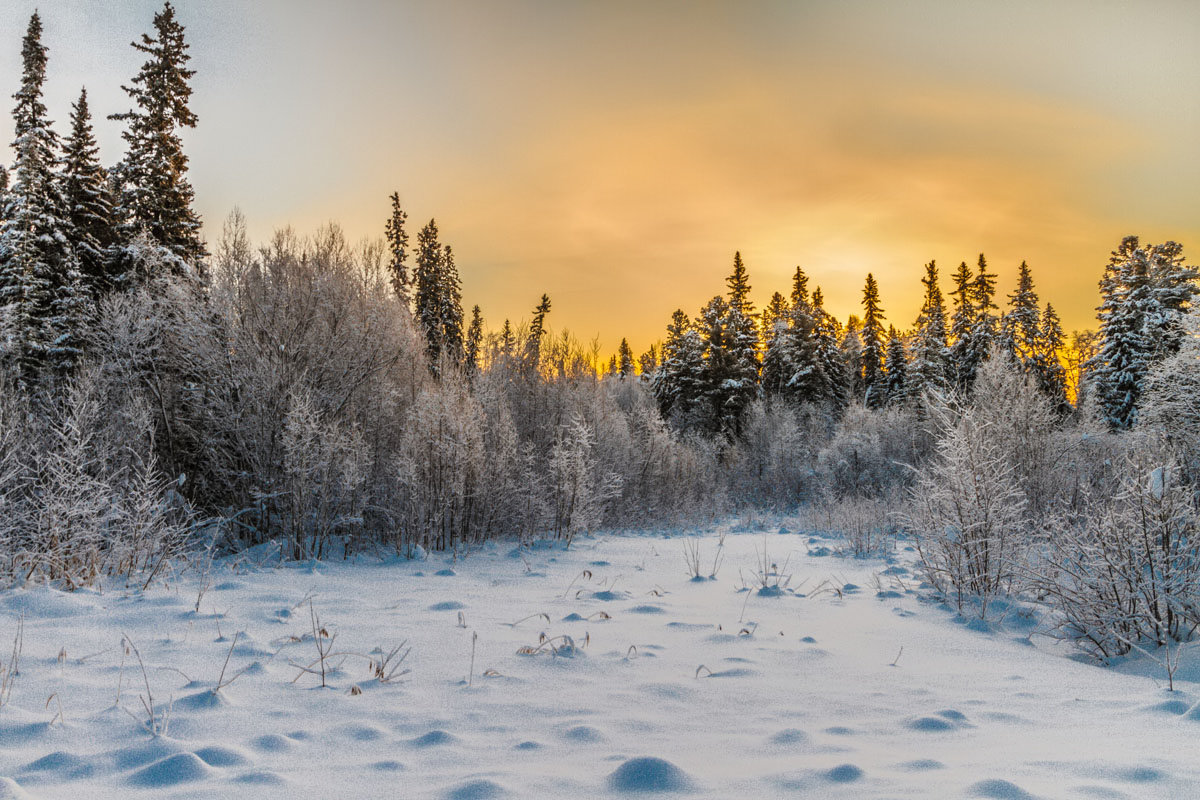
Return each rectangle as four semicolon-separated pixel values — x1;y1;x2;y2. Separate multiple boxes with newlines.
1;524;1197;800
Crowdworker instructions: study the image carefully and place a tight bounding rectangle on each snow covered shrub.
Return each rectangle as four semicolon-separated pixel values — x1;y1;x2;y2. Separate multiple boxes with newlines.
395;380;486;554
547;414;622;544
799;497;896;557
1141;306;1200;483
816;403;925;499
280;388;368;559
908;396;1028;618
732;399;826;508
1033;443;1200;659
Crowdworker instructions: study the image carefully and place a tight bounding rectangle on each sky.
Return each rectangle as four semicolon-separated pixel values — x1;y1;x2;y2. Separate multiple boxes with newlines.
2;0;1198;352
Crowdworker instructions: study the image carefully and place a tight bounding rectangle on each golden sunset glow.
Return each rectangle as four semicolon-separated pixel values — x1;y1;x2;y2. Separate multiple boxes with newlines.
3;1;1197;349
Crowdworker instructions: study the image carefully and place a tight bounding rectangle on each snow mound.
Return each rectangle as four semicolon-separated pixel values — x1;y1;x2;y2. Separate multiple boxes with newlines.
193;745;251;767
0;778;38;800
412;730;457;748
608;757;695;793
445;778;508;799
562;725;605;743
429;600;466;611
826;764;864;783
126;753;213;787
967;778;1038;799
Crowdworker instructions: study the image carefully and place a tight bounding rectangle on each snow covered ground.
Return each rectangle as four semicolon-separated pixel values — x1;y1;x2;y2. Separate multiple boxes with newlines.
0;522;1196;799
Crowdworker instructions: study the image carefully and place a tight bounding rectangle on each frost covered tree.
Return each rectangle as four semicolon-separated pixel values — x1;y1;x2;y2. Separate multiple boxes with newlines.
524;293;552;372
384;191;409;304
812;287;847;412
947;260;974;391
653;309;704;427
109;2;205;273
840;314;864;402
0;13;89;377
1032;303;1068;413
637;343;657;380
859;273;887;408
62;88;117;298
698;295;758;436
439;244;464;364
412;220;465;371
726;250;753;318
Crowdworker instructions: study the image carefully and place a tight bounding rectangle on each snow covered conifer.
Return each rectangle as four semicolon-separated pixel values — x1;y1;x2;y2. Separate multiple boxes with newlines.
63;88;117;298
413;218;444;366
948;260;974;391
439;244;464;364
525;293;552;370
1032;303;1068;412
464;304;483;374
859;273;887;408
0;13;89;377
654;309;704;427
109;2;204;274
637;343;658;379
813;287;847;411
840;315;864;402
910;260;949;400
883;326;908;406
698;295;757;436
726;250;753;317
617;338;635;378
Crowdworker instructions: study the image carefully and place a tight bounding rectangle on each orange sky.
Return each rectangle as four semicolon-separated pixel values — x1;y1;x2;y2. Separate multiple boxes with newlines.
3;1;1198;353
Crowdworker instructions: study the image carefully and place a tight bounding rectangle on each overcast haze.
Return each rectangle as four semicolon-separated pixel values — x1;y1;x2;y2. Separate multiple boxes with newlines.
2;0;1197;349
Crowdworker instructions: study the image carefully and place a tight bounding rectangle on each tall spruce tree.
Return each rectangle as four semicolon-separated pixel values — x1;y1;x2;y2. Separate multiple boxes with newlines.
812;287;847;411
653;309;704;426
859;273;887;408
617;338;635;377
948;260;975;391
110;2;204;272
413;218;444;364
699;295;757;436
637;344;658;380
1033;303;1068;412
1005;260;1040;366
883;326;908;406
62;88;117;297
910;260;949;399
965;253;999;385
524;293;552;371
439;244;464;363
1091;236;1199;429
840;315;864;402
0;13;88;377
384;191;409;304
464;304;483;374
726;250;753;317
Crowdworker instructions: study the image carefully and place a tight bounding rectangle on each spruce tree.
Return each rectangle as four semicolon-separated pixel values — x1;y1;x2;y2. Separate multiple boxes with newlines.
499;319;515;360
110;2;204;272
699;295;757;436
726;251;753;317
965;253;999;386
840;315;864;402
813;287;847;411
653;309;704;426
0;13;88;377
1033;303;1068;412
859;273;887;408
384;191;409;304
911;260;949;399
1005;260;1040;365
524;293;552;370
439;244;464;364
464;304;483;374
62;88;118;298
617;338;635;378
760;291;789;345
637;344;658;380
883;326;908;405
948;260;975;390
413;219;444;364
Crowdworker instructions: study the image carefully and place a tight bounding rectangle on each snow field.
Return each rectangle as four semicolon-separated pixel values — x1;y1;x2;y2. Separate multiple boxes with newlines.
0;524;1196;798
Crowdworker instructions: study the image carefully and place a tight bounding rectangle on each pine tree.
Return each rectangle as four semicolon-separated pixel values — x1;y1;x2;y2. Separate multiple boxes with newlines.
464;304;483;374
617;338;635;378
0;13;88;377
1005;260;1040;366
859;273;887;408
525;293;552;371
413;218;443;365
499;319;515;360
653;309;704;426
840;315;864;402
1091;236;1199;429
439;244;464;364
812;287;847;411
699;295;757;436
637;344;658;380
883;326;908;405
965;253;999;387
760;291;789;345
1032;303;1068;412
62;88;117;298
910;260;949;400
726;251;753;317
948;260;975;391
384;191;409;304
110;2;204;272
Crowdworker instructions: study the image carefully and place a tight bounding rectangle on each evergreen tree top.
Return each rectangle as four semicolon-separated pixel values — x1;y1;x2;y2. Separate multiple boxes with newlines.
114;2;196;129
790;266;809;308
726;251;752;315
14;13;49;136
